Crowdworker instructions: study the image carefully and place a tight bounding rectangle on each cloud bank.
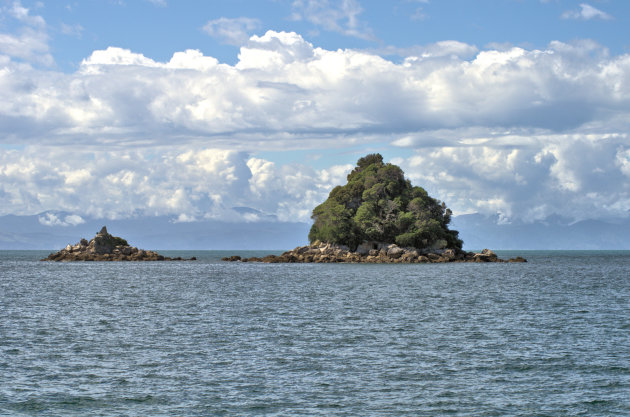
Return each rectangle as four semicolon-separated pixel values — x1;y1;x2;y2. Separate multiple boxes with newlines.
0;147;352;222
1;27;629;224
1;32;628;147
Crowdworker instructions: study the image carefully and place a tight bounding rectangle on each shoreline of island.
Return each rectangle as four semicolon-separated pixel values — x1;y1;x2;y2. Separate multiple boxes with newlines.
222;241;526;264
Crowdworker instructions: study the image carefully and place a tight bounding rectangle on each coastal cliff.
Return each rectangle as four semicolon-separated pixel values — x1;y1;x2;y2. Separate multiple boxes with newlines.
41;226;195;262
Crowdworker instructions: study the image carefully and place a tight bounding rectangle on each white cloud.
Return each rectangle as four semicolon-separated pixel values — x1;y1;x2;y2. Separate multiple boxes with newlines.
146;0;167;6
1;32;627;148
396;133;630;222
384;40;478;60
81;46;160;67
0;147;352;223
0;1;52;65
9;1;46;28
291;0;374;40
1;31;630;224
203;17;262;46
562;3;612;20
5;133;629;225
0;28;53;65
38;213;85;227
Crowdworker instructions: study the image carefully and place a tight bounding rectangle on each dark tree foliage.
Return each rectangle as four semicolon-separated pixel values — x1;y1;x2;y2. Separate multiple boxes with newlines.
94;233;128;248
309;154;463;250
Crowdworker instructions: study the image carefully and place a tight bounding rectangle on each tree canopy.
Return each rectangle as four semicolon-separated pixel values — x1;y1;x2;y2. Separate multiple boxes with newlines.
309;154;463;250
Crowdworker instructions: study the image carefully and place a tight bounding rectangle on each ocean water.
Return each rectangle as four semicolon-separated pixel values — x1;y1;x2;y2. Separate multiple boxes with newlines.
1;250;629;416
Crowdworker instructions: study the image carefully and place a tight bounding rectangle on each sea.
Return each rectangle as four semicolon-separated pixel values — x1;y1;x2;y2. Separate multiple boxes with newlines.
0;250;629;416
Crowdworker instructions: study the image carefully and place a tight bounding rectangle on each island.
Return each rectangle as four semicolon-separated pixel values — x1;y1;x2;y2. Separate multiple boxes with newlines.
41;226;196;262
223;154;526;264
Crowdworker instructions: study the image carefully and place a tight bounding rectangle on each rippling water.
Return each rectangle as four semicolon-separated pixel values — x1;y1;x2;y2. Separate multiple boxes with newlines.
1;250;629;416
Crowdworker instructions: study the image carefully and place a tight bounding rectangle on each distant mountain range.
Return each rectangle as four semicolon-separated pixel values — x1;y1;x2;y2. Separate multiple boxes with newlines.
1;211;629;250
451;214;630;250
0;211;309;250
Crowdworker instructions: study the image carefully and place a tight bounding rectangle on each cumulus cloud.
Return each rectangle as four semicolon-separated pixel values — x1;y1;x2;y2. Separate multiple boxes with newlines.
379;40;479;60
290;0;374;40
8;1;46;28
0;147;351;223
0;1;52;65
202;17;262;46
1;30;630;224
394;133;630;222
1;31;628;148
38;213;86;227
562;3;612;20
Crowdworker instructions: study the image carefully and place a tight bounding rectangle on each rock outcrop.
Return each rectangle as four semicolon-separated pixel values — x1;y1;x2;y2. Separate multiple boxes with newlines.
41;226;196;262
222;241;526;264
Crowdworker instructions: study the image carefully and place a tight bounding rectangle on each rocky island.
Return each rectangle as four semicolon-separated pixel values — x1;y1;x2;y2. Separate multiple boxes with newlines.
41;226;196;262
223;154;526;264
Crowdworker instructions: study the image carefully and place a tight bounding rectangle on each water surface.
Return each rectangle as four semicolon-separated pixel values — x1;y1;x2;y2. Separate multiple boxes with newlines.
1;250;629;416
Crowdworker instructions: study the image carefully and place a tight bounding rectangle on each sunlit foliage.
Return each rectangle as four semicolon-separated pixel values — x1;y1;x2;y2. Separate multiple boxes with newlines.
309;154;462;250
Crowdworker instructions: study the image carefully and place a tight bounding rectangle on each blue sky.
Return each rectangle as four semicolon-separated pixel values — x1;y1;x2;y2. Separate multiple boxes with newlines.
1;0;630;229
22;0;630;70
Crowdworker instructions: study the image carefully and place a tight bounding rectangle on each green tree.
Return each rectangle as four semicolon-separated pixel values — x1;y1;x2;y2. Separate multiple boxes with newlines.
308;153;462;250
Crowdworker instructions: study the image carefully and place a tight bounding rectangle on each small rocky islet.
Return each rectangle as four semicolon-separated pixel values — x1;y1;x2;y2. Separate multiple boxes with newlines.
41;226;196;262
223;153;526;264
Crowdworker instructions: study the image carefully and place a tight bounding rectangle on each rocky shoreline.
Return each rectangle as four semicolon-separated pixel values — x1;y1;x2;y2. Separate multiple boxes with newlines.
222;241;526;264
41;227;196;262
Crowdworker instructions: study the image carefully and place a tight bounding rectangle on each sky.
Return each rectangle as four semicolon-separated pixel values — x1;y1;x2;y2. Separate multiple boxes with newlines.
1;0;629;230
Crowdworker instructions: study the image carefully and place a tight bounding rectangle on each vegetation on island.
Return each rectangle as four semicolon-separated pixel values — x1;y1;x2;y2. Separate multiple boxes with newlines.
308;153;463;251
94;231;128;249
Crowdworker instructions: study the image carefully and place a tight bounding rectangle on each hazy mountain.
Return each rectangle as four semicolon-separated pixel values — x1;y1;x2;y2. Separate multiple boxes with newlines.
2;211;630;250
451;214;630;250
0;211;309;250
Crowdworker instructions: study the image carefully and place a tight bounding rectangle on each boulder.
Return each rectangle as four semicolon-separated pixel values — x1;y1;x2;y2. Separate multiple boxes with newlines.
387;246;405;259
400;252;417;262
508;256;527;263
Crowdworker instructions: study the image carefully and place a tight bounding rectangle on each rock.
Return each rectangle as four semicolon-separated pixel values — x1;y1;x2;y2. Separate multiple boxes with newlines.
509;256;527;263
387;246;404;259
220;242;524;264
296;246;310;254
41;227;196;262
355;242;374;255
400;252;417;262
